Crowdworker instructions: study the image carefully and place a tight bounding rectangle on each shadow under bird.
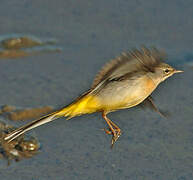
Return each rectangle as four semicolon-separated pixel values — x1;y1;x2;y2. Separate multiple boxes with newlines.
4;47;183;147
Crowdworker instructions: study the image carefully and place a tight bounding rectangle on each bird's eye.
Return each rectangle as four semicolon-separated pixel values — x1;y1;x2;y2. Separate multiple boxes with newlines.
164;69;170;73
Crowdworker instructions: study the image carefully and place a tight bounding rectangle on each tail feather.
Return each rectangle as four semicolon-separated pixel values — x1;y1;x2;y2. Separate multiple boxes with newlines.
4;112;58;142
4;106;74;142
4;94;100;142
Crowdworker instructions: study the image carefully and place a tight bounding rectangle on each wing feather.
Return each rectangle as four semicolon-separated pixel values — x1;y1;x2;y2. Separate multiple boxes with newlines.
91;47;165;88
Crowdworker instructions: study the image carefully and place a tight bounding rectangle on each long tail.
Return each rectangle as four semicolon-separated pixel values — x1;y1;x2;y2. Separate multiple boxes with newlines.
4;94;100;142
4;112;59;142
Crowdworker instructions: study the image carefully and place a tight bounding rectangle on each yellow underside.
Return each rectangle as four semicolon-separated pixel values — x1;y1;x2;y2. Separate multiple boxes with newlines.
55;95;101;119
54;94;146;119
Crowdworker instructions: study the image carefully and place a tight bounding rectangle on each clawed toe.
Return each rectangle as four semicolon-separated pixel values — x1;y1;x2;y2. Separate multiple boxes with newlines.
102;127;121;147
103;128;112;135
111;130;121;148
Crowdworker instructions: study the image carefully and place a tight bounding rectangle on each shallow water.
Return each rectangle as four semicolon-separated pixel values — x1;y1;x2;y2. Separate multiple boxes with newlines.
0;0;192;180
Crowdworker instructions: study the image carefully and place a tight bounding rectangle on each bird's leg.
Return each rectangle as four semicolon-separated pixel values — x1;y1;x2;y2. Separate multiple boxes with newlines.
108;119;121;136
102;118;121;137
102;111;121;147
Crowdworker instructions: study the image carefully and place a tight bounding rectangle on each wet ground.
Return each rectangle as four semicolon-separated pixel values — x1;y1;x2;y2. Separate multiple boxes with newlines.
0;0;192;180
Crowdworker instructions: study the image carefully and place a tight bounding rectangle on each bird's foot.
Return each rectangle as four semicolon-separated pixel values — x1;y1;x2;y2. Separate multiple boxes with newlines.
103;128;121;148
111;129;121;148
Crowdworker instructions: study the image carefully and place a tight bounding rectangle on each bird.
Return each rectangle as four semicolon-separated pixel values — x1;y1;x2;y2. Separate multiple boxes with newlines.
4;47;183;147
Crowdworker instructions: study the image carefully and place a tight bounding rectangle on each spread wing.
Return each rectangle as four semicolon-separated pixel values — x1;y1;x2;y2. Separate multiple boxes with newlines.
140;96;169;118
91;47;165;89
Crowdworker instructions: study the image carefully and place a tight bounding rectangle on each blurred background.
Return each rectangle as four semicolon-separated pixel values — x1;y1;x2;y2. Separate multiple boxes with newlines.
0;0;192;179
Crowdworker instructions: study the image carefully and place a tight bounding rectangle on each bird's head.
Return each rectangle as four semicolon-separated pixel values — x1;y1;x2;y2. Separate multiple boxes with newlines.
153;63;183;83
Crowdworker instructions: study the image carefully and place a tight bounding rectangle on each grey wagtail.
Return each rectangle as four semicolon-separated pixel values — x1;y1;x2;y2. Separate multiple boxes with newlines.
4;47;183;147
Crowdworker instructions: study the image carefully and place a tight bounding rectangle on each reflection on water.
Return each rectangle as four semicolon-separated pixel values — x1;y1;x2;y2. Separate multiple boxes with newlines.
0;104;54;121
0;34;62;59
